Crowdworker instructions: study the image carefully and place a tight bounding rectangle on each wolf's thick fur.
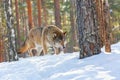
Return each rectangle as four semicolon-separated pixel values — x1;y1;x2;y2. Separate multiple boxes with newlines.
18;25;66;56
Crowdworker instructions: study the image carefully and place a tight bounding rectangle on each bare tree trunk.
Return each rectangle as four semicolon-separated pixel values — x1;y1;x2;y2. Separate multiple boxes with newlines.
15;0;20;49
103;0;111;52
54;0;61;28
26;0;33;30
96;0;111;52
70;0;79;52
0;28;5;62
96;0;104;47
0;38;4;62
42;0;48;26
4;0;18;61
0;3;4;62
68;0;76;53
76;0;101;59
37;0;42;27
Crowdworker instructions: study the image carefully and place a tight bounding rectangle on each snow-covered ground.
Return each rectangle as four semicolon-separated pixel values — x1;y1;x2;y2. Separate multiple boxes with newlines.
0;42;120;80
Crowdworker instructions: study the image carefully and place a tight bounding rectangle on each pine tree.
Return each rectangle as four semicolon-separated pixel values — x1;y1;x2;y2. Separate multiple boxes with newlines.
26;0;33;29
15;0;20;48
37;0;42;27
42;0;48;26
76;0;101;59
54;0;61;28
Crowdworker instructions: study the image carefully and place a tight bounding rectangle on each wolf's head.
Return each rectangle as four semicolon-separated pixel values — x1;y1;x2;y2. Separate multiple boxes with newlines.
53;31;67;49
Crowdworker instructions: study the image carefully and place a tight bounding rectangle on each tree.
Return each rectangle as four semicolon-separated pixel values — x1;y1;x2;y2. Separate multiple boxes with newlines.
54;0;61;28
42;0;48;26
76;0;101;59
15;0;20;48
0;1;3;62
0;26;4;62
103;0;111;52
96;0;111;52
108;0;120;43
67;0;76;53
37;0;42;27
69;0;79;52
4;0;18;61
26;0;33;29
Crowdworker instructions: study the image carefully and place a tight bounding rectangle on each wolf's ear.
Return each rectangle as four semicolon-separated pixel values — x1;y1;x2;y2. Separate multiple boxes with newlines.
63;31;67;36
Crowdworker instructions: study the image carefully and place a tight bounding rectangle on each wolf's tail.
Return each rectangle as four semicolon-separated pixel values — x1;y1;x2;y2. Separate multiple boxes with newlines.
18;39;29;54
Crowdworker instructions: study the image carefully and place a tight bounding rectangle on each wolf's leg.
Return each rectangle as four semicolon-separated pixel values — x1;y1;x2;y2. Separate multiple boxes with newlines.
37;48;43;56
39;49;44;56
43;44;47;55
28;49;33;57
53;47;59;54
42;29;49;55
42;36;47;55
31;49;37;56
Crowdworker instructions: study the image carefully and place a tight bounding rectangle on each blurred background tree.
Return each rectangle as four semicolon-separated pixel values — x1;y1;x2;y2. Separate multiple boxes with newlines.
108;0;120;42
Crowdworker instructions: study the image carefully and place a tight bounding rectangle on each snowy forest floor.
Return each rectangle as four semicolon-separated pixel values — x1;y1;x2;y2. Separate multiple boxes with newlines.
0;42;120;80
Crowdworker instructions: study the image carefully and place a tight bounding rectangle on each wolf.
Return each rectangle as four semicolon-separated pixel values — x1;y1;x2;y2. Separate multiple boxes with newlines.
18;25;66;56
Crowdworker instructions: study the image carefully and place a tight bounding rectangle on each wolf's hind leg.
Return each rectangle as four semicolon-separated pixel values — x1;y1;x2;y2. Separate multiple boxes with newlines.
43;46;47;55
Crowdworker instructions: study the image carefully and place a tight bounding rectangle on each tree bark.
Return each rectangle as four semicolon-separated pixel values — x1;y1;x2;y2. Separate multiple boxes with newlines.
76;0;101;59
37;0;42;27
54;0;61;28
0;28;4;62
15;0;20;48
26;0;33;30
42;0;48;26
96;0;111;52
0;2;4;62
4;0;18;61
0;39;4;62
68;0;76;53
103;0;111;52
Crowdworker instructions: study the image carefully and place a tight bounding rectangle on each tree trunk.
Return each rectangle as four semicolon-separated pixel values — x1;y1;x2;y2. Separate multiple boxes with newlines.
0;38;4;62
70;0;79;52
0;28;5;62
26;0;33;29
42;0;48;26
37;0;42;27
76;0;101;59
0;2;4;62
54;0;61;28
68;0;76;53
4;0;18;61
95;0;104;47
96;0;111;52
15;0;20;49
103;0;111;52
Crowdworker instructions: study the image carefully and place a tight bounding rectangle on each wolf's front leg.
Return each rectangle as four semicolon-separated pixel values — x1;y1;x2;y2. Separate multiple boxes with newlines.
42;42;47;55
37;48;44;56
53;47;60;54
28;49;33;57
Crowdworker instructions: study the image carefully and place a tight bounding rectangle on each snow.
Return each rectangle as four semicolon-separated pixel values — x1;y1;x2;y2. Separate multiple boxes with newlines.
0;42;120;80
